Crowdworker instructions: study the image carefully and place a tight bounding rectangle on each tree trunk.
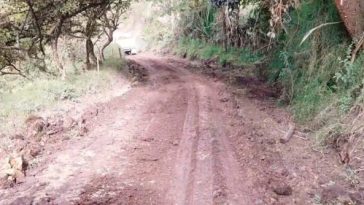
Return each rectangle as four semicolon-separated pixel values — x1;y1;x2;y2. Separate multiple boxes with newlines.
51;39;66;80
118;47;123;59
221;7;228;52
101;35;113;61
85;38;97;70
227;2;240;47
335;0;364;39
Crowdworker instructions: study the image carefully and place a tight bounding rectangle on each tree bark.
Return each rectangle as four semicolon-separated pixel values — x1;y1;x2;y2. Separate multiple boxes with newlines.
85;38;97;70
101;35;113;61
335;0;364;39
51;39;66;80
221;7;228;52
118;47;123;59
227;2;240;47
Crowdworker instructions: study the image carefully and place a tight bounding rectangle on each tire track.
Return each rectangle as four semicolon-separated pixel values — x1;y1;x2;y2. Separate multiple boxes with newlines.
186;83;213;205
1;54;270;204
170;83;200;205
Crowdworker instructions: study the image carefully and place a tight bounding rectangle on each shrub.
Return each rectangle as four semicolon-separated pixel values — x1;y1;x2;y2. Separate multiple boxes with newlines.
176;37;262;67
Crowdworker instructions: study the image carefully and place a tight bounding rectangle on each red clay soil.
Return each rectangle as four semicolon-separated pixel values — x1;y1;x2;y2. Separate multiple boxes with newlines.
0;54;363;204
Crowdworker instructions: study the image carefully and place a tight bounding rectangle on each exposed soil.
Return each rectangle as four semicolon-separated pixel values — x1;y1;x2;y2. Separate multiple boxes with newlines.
0;54;363;205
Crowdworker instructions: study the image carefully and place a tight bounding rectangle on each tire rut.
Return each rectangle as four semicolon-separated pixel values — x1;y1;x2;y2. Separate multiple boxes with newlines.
169;78;250;204
1;54;284;205
185;83;212;205
171;83;200;205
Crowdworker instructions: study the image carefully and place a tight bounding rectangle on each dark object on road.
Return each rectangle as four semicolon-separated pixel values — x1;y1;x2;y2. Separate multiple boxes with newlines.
123;48;137;55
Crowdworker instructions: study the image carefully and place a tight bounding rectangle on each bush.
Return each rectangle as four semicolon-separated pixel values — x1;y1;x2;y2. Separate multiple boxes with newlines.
175;37;262;66
263;0;364;147
268;0;350;123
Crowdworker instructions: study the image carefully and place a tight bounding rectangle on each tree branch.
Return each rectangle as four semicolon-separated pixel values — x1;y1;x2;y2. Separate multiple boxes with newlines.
26;0;45;55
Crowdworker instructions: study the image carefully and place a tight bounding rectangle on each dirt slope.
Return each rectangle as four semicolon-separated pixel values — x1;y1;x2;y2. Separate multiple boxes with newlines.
0;54;362;205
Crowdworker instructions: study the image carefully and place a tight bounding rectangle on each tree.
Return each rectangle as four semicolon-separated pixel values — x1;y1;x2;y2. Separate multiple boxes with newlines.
0;0;132;78
210;0;241;48
99;1;130;61
335;0;364;39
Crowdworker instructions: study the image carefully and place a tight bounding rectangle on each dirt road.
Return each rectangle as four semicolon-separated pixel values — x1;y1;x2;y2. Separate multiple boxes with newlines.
1;55;349;204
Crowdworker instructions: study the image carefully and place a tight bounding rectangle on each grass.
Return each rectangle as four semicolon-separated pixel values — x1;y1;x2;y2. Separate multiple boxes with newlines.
0;43;125;135
267;0;348;123
173;0;364;148
267;0;364;148
175;37;263;67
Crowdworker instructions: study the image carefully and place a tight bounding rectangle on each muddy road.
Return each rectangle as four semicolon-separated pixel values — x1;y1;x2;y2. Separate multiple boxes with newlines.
0;55;348;205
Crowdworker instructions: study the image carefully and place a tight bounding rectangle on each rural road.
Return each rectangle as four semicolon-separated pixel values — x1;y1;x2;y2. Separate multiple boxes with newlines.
0;55;296;204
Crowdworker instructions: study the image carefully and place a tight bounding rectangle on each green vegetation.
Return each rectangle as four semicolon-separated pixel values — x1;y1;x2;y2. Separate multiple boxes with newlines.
269;0;348;123
175;37;262;66
0;43;124;134
1;0;363;148
0;72;109;115
268;0;364;146
148;0;364;146
0;0;131;134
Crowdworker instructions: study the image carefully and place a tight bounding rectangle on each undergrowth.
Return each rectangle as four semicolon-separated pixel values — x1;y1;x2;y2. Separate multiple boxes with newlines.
268;0;348;123
0;43;125;134
175;37;262;66
171;0;364;148
269;0;364;147
256;0;364;149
